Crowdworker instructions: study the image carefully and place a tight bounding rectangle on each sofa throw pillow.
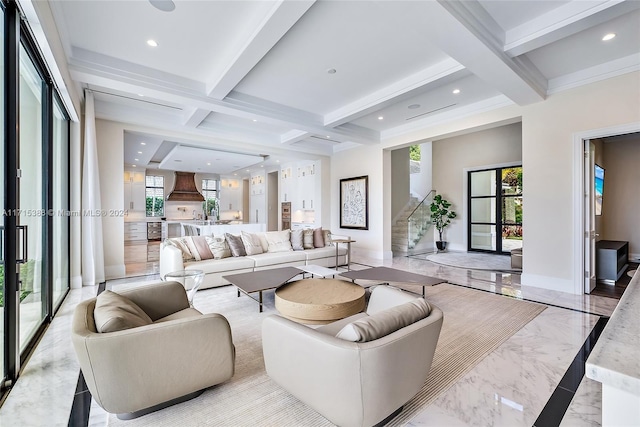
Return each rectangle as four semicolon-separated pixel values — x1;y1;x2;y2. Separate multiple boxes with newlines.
323;230;332;247
205;236;231;259
94;290;153;333
183;235;214;261
313;227;325;248
265;230;293;253
290;229;304;251
241;231;264;255
225;233;247;257
335;298;431;342
164;238;194;261
302;229;314;249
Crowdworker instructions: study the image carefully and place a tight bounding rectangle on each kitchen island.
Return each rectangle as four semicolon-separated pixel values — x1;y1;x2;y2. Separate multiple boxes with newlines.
586;268;640;426
180;221;266;236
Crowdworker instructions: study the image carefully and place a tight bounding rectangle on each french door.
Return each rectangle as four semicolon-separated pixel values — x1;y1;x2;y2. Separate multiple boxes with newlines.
1;2;70;394
468;166;523;254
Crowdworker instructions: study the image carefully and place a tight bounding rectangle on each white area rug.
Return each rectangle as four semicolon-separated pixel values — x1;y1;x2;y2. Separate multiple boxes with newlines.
106;282;543;426
425;251;519;272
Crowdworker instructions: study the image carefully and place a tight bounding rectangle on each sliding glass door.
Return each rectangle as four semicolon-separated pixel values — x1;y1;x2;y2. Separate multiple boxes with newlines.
18;43;47;351
468;166;523;254
1;2;70;394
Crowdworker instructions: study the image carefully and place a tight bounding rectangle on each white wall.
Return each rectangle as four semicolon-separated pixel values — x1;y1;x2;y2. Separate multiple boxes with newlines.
601;135;640;259
432;122;523;251
391;147;410;220
332;145;389;259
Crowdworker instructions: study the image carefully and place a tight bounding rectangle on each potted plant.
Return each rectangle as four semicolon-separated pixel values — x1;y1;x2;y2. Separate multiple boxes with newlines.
430;194;457;251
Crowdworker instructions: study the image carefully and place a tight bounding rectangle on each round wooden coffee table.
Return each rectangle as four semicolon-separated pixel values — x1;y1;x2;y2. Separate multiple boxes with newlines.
275;278;366;325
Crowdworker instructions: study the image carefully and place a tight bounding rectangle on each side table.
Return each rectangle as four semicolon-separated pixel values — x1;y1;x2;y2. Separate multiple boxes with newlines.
163;269;204;307
333;239;355;271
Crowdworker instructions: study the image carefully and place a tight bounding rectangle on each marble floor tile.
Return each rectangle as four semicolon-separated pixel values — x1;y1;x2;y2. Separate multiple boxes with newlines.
560;378;602;427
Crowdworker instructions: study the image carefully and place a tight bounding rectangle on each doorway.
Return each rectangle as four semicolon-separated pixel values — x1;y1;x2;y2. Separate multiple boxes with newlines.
267;171;278;231
573;123;640;295
468;166;523;254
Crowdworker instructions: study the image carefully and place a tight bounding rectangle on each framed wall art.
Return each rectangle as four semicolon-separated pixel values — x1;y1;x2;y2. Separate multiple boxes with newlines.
340;175;369;230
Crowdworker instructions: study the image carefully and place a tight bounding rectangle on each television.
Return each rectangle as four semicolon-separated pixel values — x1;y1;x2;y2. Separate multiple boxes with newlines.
595;164;605;216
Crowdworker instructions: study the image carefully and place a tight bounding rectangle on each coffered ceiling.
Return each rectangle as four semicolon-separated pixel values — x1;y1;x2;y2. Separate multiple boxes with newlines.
43;0;640;173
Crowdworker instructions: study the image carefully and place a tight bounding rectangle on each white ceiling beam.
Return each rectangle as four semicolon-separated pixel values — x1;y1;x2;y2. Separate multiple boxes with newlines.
182;107;210;127
504;0;640;57
69;55;378;145
424;1;546;105
207;0;316;99
280;130;309;145
323;58;465;128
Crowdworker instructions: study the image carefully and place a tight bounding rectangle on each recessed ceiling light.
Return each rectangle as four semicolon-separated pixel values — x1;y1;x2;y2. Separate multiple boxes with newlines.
602;33;616;41
327;68;337;74
246;170;250;172
206;162;211;166
149;0;175;12
140;142;146;145
276;160;280;163
378;116;384;120
134;158;139;161
452;89;461;94
132;165;137;168
408;104;421;109
147;39;158;47
137;151;142;154
260;165;264;168
326;135;331;139
252;119;257;122
138;94;144;97
234;173;237;176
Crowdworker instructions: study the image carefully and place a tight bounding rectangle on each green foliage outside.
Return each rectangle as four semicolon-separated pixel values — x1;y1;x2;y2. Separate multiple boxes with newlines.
203;198;219;219
410;145;421;161
146;196;164;217
0;260;36;307
502;167;523;238
430;194;457;242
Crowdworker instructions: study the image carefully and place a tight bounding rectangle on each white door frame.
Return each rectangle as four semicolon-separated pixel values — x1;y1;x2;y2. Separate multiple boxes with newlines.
572;122;640;294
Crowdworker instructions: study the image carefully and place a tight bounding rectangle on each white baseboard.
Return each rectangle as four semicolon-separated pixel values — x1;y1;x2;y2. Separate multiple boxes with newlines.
521;273;577;294
105;264;126;280
70;275;83;289
629;253;640;262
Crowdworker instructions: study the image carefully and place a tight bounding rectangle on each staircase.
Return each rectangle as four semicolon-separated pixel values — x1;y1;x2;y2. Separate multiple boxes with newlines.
392;191;434;255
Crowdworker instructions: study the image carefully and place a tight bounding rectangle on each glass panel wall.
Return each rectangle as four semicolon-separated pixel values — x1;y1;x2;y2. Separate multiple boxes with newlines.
52;97;69;309
18;44;46;351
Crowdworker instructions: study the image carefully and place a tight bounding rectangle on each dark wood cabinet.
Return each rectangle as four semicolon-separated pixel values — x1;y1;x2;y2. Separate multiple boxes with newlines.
596;240;629;283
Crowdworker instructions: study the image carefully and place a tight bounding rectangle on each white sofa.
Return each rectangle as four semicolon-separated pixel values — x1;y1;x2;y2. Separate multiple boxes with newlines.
160;231;350;290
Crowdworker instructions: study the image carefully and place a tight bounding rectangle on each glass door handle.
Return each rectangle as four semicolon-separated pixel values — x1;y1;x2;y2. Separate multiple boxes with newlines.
17;225;27;264
0;226;4;262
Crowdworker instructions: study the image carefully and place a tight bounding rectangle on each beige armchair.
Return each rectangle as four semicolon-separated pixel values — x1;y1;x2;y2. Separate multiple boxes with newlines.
262;285;443;427
72;281;235;419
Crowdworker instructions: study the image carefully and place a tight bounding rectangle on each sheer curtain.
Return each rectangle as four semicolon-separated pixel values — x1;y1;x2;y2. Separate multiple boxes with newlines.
81;90;105;285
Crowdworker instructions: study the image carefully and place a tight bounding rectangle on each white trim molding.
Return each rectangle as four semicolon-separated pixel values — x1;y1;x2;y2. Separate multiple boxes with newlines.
104;265;126;281
572;121;640;295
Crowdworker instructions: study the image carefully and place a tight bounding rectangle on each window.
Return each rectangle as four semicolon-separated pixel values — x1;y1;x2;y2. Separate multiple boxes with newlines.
146;176;164;217
202;179;219;218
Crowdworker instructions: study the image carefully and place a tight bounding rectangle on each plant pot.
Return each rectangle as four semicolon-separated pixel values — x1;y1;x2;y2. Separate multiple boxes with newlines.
436;241;447;251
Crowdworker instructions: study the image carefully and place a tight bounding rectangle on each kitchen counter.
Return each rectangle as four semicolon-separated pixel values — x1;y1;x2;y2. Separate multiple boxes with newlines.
586;269;640;425
185;222;266;236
